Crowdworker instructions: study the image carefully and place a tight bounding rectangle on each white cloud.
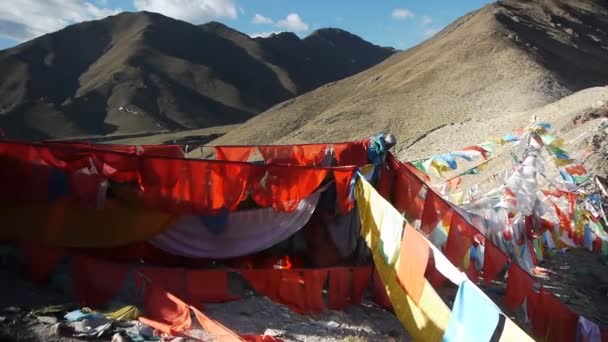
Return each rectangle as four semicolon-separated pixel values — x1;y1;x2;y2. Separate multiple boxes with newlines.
249;31;281;38
275;13;308;32
421;15;432;26
239;7;245;15
134;0;238;23
391;8;414;20
0;0;120;41
424;28;439;37
252;13;273;25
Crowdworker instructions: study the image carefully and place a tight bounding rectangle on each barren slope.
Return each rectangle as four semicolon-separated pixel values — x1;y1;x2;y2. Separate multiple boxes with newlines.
214;0;608;153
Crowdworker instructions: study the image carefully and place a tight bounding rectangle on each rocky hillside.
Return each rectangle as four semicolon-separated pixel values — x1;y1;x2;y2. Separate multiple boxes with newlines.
0;12;394;140
214;0;608;161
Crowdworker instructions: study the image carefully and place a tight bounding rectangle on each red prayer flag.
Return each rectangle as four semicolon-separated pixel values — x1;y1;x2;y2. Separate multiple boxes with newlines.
186;270;235;304
293;144;328;166
483;243;509;284
503;263;534;312
250;165;327;212
278;270;306;313
333;140;369;166
328;268;351;310
19;242;66;286
240;269;281;301
565;164;587;176
140;145;184;158
302;269;328;313
351;267;372;305
531;289;578;342
72;255;129;307
372;269;392;310
445;214;476;268
420;190;451;235
137;267;186;299
333;169;357;214
388;156;426;221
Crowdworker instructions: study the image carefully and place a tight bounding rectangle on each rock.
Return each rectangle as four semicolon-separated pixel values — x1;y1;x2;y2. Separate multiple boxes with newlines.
263;328;284;337
36;316;59;325
324;320;340;329
3;307;19;313
111;332;129;342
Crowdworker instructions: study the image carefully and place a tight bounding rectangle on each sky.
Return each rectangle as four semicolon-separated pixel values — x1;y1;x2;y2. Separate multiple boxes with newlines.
0;0;494;51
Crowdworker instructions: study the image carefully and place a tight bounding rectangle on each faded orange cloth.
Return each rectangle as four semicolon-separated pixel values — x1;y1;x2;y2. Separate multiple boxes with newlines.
396;224;430;305
0;197;176;247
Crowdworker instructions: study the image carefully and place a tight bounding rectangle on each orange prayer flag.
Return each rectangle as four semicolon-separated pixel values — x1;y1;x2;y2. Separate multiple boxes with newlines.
396;224;430;305
215;146;255;162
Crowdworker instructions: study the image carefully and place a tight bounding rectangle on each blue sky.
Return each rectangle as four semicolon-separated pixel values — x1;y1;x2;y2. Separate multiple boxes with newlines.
0;0;494;51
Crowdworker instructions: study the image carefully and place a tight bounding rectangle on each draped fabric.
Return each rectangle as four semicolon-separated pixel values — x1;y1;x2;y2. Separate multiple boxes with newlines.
250;165;327;212
138;157;253;214
150;191;321;259
214;140;371;167
0;141;357;216
326;206;361;257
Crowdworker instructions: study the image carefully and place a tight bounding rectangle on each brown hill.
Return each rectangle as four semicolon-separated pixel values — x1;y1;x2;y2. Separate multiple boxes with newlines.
0;12;394;140
213;0;608;159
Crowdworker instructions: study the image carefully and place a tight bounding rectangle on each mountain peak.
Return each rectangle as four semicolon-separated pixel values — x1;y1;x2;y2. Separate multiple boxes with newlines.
261;31;300;42
199;20;249;39
308;27;355;38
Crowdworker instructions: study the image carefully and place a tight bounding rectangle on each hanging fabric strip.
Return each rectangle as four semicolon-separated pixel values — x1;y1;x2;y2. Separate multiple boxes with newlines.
355;177;451;342
333;140;369;166
396;224;430;305
140;145;184;158
442;280;501;342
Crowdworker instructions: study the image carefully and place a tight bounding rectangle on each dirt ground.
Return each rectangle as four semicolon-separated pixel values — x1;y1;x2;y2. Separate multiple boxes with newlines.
537;248;608;326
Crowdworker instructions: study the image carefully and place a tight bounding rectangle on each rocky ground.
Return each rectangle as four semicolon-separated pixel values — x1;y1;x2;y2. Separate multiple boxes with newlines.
2;246;607;341
0;264;410;342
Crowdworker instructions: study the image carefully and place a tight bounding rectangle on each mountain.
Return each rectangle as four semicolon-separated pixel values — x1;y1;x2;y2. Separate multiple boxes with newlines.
0;12;394;140
213;0;608;160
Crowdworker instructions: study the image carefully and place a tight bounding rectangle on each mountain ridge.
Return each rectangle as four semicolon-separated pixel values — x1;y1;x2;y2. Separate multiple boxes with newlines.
0;11;395;139
212;0;608;159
